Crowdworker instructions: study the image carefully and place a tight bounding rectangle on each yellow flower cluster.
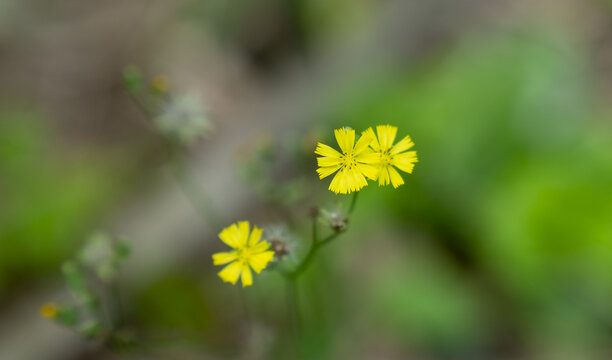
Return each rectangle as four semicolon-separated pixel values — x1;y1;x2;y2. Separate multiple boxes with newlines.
315;125;418;194
213;126;417;287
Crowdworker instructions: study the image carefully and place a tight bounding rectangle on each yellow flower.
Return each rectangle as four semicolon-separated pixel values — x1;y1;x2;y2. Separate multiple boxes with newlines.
212;221;275;287
365;125;418;188
315;127;378;194
151;75;168;93
40;303;58;318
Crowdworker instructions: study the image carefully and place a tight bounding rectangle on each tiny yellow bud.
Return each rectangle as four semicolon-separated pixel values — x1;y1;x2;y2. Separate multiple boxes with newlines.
40;303;58;318
151;75;168;93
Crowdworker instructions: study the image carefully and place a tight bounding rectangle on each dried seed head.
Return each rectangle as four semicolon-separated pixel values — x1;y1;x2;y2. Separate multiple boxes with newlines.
319;208;348;233
269;239;289;259
329;213;347;232
263;224;296;261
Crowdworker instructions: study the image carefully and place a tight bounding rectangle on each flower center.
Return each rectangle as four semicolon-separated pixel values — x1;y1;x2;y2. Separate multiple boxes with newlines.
379;150;392;165
341;151;357;170
237;247;251;264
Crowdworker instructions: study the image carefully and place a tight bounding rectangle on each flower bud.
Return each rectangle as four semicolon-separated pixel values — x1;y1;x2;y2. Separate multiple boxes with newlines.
40;303;58;319
319;208;348;232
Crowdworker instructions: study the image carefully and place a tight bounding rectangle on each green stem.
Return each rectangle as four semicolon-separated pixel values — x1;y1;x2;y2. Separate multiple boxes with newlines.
348;190;359;215
279;190;360;342
288;221;319;280
289;233;336;279
287;279;301;334
287;191;360;279
239;287;252;335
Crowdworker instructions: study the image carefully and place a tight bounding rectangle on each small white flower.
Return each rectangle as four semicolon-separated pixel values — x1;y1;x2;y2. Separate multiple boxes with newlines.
153;93;211;144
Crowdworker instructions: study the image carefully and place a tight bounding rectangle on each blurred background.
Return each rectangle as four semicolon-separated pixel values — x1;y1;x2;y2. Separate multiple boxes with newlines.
2;0;612;359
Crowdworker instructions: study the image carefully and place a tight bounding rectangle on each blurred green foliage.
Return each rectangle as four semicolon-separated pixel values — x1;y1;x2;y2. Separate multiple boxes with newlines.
43;233;132;342
0;108;134;294
135;273;211;334
321;32;612;356
3;1;612;356
369;249;485;353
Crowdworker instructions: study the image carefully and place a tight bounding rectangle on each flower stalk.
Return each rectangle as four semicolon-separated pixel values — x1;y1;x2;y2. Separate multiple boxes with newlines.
284;190;359;281
276;190;359;340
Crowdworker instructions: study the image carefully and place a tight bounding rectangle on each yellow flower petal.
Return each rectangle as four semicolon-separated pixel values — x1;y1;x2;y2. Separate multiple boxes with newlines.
315;143;342;158
329;166;369;194
353;128;374;154
248;226;262;246
378;166;390;186
212;251;238;265
249;251;275;274
355;148;380;164
349;168;367;191
250;240;270;253
388;166;405;188
218;224;241;249
362;127;380;152
329;169;349;194
392;151;418;173
357;163;379;181
390;135;415;155
376;125;397;151
317;155;342;168
334;128;355;154
241;265;253;287
317;165;342;179
237;221;249;247
218;261;242;284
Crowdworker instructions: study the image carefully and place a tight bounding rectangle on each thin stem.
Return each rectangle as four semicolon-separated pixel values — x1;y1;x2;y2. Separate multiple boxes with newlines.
289;279;301;334
288;232;341;281
283;277;302;350
279;192;362;346
285;279;293;328
288;238;319;280
317;232;342;249
287;191;360;280
239;287;252;335
312;216;318;251
288;219;318;278
348;190;360;215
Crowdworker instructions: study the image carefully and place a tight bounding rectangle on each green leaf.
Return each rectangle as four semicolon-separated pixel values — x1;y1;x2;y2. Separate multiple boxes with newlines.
122;65;143;94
